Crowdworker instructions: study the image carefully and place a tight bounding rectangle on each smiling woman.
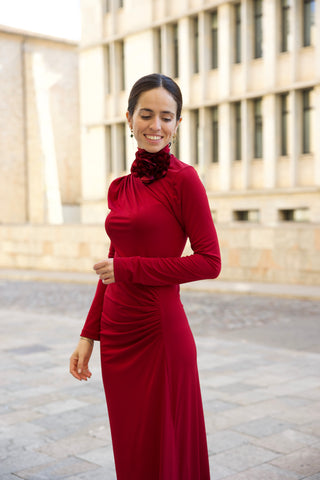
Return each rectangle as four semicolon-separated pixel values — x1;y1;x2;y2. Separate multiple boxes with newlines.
126;88;181;152
70;73;221;480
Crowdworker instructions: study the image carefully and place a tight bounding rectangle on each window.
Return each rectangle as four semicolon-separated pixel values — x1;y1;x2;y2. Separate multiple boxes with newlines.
233;210;260;222
281;0;291;52
302;89;313;154
303;0;315;47
234;3;241;63
280;93;289;156
234;102;242;160
210;11;218;69
253;0;263;58
172;23;179;78
279;208;309;222
211;106;219;163
192;17;199;74
191;110;200;165
253;98;263;158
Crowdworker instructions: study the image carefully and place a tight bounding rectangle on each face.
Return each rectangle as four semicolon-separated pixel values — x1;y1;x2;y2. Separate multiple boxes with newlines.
126;87;181;153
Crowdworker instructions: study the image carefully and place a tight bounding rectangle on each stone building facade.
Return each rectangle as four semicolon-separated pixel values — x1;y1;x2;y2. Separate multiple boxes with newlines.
0;25;81;225
76;0;320;284
0;1;319;285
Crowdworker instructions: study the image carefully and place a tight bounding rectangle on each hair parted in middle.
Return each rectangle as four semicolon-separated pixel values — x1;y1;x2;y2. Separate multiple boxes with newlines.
127;73;183;121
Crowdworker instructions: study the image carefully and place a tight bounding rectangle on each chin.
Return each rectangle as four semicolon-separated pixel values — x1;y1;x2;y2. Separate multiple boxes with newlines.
143;144;164;153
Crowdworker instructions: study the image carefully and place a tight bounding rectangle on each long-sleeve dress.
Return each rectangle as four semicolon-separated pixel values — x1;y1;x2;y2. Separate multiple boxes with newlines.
81;154;221;480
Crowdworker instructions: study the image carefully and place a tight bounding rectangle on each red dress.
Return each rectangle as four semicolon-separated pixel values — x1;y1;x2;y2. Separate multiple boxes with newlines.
81;154;221;480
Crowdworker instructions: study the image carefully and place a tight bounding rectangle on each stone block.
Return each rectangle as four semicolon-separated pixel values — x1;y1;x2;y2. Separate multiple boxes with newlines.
271;447;320;476
249;229;274;249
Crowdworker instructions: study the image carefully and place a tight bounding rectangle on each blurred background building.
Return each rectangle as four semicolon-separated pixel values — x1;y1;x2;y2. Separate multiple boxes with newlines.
0;0;319;285
0;25;80;224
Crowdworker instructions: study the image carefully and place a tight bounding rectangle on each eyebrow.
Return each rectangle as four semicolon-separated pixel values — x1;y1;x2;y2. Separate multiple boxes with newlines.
139;108;175;116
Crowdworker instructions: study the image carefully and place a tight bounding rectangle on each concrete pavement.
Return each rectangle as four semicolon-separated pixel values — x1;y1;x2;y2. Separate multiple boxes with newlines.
0;272;320;479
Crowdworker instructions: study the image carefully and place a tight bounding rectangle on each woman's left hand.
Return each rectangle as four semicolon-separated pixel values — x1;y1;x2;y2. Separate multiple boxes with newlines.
93;259;115;284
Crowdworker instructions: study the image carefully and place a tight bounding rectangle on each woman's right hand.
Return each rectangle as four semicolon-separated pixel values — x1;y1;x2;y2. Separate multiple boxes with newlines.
69;337;94;381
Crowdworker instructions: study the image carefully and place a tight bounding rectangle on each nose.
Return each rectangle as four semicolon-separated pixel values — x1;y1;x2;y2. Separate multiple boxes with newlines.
150;116;161;131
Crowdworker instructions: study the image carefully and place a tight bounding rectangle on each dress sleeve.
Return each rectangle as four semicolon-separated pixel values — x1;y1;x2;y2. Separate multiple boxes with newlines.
113;167;221;286
80;242;114;340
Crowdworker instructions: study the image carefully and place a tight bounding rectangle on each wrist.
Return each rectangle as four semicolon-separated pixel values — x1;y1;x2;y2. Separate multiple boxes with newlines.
80;336;94;346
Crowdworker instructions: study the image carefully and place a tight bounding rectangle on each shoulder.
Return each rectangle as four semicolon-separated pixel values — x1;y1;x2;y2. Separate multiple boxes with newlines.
168;155;202;187
107;174;130;202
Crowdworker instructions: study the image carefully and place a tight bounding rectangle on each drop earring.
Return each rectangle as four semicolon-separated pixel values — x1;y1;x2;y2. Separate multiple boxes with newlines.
130;129;134;138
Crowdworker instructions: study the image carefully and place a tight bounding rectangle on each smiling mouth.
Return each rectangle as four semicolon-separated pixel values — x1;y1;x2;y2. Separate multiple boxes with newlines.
145;135;162;141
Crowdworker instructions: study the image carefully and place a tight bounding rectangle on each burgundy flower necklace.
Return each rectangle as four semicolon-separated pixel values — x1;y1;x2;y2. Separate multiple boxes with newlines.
131;144;171;184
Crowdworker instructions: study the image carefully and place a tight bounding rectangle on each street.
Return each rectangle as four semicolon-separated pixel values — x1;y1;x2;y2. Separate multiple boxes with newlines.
0;277;320;479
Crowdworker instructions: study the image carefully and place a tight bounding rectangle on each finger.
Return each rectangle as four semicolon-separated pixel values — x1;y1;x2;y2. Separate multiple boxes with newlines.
102;276;114;285
93;261;107;271
70;356;82;381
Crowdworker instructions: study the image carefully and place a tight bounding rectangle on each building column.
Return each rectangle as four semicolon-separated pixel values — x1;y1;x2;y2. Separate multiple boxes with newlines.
242;0;251;91
264;0;276;89
198;11;208;101
80;45;107;223
178;17;191;105
290;0;299;82
219;102;232;191
263;94;277;188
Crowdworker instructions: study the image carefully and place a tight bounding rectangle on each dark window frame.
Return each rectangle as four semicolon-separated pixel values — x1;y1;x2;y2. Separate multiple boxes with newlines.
253;0;263;59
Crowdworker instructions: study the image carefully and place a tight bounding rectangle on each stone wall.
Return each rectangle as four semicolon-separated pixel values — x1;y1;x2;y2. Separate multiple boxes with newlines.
1;223;319;285
0;27;80;225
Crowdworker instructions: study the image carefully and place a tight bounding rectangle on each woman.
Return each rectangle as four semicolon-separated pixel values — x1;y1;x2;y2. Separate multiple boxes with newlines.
70;73;221;480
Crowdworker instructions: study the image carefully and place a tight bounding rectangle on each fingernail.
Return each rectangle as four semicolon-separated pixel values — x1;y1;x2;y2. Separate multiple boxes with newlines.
78;369;82;374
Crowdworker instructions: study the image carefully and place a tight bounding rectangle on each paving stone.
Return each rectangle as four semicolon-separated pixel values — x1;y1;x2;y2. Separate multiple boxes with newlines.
271;447;320;476
35;433;107;459
209;457;236;480
233;416;294;438
272;402;320;426
0;450;53;475
0;279;320;478
212;443;279;472
204;398;239;413
221;463;303;479
77;445;116;469
254;429;320;454
34;398;89;415
207;430;249;454
68;468;116;480
15;457;97;479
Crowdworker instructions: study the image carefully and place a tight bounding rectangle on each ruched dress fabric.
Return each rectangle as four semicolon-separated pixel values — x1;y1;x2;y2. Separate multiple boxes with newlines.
81;154;221;480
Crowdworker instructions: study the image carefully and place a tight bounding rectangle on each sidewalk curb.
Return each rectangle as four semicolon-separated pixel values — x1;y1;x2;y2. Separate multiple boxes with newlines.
1;268;319;300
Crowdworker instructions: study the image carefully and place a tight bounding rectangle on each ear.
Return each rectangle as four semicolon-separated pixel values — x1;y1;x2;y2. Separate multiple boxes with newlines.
126;111;132;130
174;117;182;134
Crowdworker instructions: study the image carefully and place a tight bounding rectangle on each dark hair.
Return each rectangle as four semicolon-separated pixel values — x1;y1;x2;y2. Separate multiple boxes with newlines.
127;73;183;120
